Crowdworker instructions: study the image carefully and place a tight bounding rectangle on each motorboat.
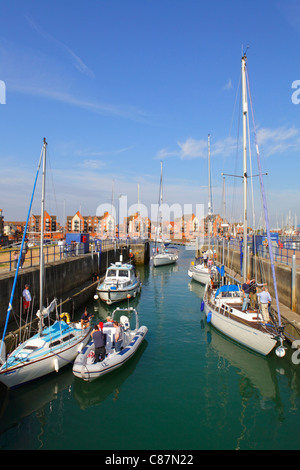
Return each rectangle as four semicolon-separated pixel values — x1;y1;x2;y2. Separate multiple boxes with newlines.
95;259;142;304
73;307;148;382
0;139;91;389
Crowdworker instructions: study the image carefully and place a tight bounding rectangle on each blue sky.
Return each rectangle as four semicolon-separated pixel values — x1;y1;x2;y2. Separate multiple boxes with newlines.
1;0;300;229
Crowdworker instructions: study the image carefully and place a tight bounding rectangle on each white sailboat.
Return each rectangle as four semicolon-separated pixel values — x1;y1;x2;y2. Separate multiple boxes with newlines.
188;134;217;284
0;139;91;389
202;53;285;357
153;161;178;267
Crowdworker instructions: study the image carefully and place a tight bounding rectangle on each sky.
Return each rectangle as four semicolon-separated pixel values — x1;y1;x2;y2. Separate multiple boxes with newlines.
1;0;300;229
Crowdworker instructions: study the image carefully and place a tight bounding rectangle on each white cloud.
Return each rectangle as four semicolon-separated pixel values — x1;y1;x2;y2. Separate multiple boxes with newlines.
222;78;233;90
256;126;300;157
25;14;95;79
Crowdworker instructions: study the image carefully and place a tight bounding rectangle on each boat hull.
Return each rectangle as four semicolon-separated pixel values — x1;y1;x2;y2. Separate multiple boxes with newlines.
73;326;148;382
188;267;211;285
96;281;141;304
0;324;91;389
203;302;277;356
153;253;178;267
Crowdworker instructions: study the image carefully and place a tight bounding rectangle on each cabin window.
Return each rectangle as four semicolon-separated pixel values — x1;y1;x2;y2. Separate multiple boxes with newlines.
62;334;75;342
49;340;61;348
118;270;129;277
107;269;117;277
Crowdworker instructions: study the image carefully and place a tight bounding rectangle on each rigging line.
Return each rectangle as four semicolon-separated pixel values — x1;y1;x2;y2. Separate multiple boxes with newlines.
245;66;282;328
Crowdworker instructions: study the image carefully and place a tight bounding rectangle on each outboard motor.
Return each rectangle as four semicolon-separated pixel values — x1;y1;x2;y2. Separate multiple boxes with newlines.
120;315;130;331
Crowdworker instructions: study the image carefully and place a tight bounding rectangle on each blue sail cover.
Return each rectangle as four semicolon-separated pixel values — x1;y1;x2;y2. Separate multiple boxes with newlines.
214;284;240;298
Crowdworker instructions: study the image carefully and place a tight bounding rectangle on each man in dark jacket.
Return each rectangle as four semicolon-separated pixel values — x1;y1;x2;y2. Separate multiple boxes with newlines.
91;323;106;362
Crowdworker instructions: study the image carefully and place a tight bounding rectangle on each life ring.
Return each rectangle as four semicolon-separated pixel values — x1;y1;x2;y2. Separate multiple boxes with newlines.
60;312;70;323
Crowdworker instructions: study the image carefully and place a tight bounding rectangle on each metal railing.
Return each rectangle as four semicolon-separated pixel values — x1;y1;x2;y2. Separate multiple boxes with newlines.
0;237;149;273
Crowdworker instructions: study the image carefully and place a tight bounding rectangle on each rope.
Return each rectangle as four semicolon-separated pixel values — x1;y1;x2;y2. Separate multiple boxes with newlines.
245;63;282;329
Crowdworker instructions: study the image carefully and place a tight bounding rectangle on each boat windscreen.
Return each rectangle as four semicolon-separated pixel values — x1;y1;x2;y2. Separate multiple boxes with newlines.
118;270;129;277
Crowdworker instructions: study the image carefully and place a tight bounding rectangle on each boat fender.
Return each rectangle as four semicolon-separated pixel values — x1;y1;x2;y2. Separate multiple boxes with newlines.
207;311;212;324
60;312;70;323
77;342;84;353
54;357;59;372
201;300;204;312
94;294;99;300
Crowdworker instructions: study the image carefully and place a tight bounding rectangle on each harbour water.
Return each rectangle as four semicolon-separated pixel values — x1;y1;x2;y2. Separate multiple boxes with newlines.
0;245;299;450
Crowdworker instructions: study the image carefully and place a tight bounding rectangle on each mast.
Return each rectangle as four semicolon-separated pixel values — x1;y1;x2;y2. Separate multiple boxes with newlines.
241;54;248;282
39;138;47;326
207;134;212;254
159;161;163;238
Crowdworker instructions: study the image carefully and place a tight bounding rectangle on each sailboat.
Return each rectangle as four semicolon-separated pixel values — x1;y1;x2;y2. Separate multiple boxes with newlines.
0;139;91;389
188;134;217;284
152;161;178;267
202;53;285;357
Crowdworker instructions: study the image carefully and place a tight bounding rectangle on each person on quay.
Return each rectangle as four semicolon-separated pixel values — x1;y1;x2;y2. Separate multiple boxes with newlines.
22;284;31;317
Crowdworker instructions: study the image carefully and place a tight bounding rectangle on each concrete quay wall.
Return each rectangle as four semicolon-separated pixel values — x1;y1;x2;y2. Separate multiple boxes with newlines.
0;242;150;331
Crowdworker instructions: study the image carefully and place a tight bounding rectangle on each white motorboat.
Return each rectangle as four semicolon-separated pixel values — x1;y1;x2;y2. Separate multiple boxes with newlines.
95;259;142;304
73;307;148;382
0;139;91;389
202;53;285;358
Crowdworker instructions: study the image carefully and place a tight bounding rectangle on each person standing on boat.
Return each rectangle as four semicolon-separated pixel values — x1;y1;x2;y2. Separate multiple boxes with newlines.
241;278;254;312
257;287;272;323
113;321;122;352
22;284;31;317
249;279;267;310
91;323;106;362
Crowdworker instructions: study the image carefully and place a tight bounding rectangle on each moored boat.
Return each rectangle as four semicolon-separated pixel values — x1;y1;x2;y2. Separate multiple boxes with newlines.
95;259;142;304
202;53;285;358
0;139;91;389
73;307;148;382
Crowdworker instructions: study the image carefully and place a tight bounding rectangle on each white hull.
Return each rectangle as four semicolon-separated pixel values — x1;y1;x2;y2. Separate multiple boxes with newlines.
97;281;141;304
73;326;148;382
0;323;91;389
153;253;178;267
203;298;277;356
188;266;211;285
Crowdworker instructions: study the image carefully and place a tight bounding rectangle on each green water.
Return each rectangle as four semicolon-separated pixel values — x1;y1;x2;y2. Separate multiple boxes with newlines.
0;246;299;450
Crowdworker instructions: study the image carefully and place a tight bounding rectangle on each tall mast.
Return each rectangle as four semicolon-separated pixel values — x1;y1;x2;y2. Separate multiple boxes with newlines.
241;54;248;282
159;161;163;237
207;134;212;253
39;138;47;324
